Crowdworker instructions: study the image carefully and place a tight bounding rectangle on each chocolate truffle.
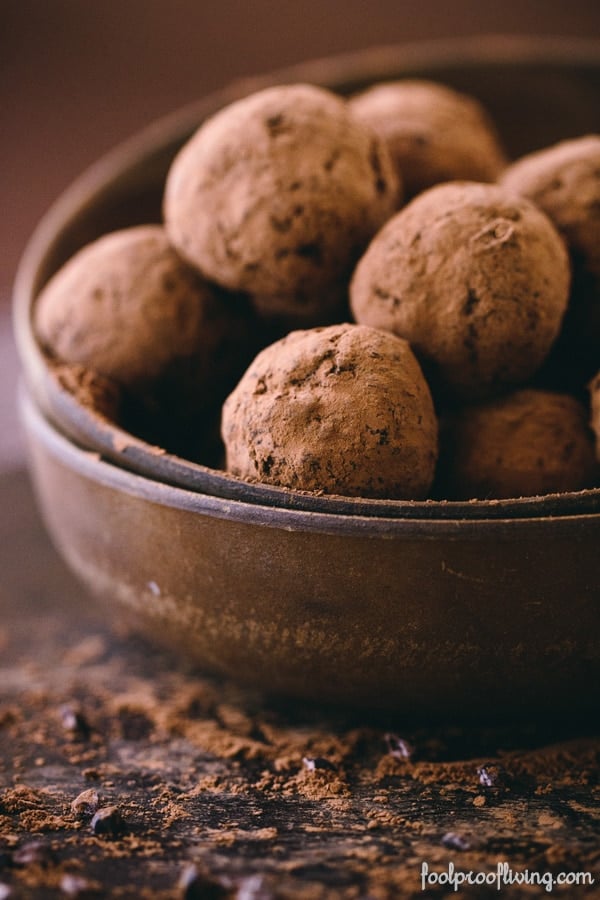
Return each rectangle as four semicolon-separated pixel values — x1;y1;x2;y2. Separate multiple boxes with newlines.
438;388;597;499
349;79;506;199
500;136;600;376
164;84;399;317
350;182;570;399
34;225;252;416
222;323;438;499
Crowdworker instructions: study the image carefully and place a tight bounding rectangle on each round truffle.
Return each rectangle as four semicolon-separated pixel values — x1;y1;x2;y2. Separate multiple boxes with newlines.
164;84;399;314
34;225;253;416
438;388;597;499
348;79;507;199
222;323;438;499
350;181;571;399
500;136;600;375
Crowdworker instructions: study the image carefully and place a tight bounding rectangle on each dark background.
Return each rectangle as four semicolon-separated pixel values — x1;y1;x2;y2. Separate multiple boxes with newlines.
1;1;599;467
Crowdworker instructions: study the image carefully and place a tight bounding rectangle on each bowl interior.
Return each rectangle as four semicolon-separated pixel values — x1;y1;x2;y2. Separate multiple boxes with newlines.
13;35;600;520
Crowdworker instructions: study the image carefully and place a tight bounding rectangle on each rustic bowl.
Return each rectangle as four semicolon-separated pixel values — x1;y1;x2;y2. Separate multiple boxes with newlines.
15;36;600;716
21;387;600;717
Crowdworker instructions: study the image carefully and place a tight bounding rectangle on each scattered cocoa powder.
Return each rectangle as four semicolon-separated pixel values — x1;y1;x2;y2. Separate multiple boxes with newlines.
1;618;598;899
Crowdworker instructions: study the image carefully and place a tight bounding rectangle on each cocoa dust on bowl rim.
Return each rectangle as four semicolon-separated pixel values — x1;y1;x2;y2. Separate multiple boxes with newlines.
12;37;600;715
13;35;600;519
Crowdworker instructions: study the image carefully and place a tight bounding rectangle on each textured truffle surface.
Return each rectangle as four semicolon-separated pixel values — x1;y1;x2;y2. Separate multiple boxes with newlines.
349;79;507;199
34;225;253;415
350;182;571;399
438;388;597;499
501;136;600;373
222;323;438;499
164;84;399;312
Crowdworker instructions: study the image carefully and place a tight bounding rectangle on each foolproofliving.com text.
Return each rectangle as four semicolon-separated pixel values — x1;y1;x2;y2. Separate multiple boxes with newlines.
420;861;595;892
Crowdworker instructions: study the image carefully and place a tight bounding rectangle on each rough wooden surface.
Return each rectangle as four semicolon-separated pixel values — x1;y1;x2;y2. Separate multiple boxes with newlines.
1;471;599;899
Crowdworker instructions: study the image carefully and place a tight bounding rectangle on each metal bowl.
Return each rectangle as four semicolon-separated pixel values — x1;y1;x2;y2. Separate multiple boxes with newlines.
14;37;600;715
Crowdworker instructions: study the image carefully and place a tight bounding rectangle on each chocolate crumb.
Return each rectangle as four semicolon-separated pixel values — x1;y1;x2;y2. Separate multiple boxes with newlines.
178;863;229;899
13;840;56;867
236;874;274;900
302;757;337;772
71;789;100;819
60;705;91;739
441;832;473;852
477;763;504;787
60;874;96;897
90;805;126;837
384;733;413;760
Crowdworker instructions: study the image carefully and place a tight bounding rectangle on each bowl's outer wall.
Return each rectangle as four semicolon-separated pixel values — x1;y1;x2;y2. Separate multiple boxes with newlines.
23;390;600;716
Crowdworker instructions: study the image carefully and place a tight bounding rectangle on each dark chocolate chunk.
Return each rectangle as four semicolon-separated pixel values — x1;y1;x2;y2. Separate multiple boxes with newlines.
90;806;126;837
302;757;337;772
384;732;413;760
71;789;100;819
60;705;91;739
178;863;228;899
13;840;56;867
441;832;473;852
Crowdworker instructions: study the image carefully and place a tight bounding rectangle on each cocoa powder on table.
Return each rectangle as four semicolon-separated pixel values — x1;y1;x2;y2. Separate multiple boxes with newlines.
1;622;598;900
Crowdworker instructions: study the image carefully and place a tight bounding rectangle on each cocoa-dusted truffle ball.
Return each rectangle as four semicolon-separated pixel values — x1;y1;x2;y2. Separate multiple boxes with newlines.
589;371;600;461
438;388;597;499
349;79;507;199
222;323;438;499
34;225;253;416
164;84;399;318
500;136;600;376
350;182;570;399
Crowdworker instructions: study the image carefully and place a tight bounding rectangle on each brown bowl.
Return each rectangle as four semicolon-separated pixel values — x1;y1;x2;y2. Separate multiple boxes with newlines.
21;387;600;717
14;36;600;715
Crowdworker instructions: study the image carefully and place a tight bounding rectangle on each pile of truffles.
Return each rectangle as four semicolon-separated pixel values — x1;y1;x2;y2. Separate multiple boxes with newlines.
34;79;600;501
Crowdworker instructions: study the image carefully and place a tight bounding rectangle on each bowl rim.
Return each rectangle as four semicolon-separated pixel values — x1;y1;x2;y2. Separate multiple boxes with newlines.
13;34;600;522
21;384;600;537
